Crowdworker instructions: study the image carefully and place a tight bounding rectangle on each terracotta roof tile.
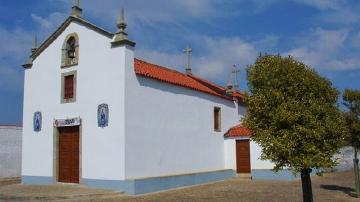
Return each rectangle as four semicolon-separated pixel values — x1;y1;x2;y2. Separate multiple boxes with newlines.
134;59;244;101
224;124;251;138
189;74;245;101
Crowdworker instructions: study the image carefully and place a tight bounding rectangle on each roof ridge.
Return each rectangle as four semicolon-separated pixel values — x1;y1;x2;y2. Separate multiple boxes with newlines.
188;74;225;90
134;58;245;102
190;74;245;101
134;58;234;100
134;58;230;92
188;74;226;95
189;74;245;97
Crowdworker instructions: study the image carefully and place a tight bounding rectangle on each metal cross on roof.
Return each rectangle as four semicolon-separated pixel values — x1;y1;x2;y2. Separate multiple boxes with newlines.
232;64;240;91
33;34;38;49
74;0;80;7
184;46;192;74
71;0;82;18
31;34;38;54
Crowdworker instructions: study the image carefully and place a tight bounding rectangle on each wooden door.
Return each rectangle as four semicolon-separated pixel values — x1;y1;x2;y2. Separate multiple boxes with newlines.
58;126;79;183
236;139;251;173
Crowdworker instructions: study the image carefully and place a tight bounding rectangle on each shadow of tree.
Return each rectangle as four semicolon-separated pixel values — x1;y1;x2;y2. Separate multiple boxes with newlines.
320;184;357;198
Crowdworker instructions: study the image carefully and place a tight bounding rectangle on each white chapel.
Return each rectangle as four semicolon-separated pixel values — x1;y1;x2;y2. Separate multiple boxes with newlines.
21;2;287;194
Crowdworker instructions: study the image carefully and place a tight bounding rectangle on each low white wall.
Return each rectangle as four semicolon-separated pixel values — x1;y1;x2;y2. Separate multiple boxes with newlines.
250;140;274;170
250;143;354;172
225;139;352;173
0;126;22;178
334;146;358;172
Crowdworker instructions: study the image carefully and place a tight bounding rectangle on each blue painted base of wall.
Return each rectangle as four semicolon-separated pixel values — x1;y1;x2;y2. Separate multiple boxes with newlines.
129;169;235;194
22;176;53;185
22;169;236;195
251;169;317;180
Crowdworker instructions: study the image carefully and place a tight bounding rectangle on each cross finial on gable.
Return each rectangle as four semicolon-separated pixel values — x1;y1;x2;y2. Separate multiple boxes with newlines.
31;34;38;54
111;7;136;47
120;7;125;24
232;64;240;92
71;0;83;18
74;0;80;7
184;45;192;74
117;8;127;34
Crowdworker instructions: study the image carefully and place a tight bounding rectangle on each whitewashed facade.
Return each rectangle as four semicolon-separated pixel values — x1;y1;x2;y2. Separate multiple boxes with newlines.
21;5;283;194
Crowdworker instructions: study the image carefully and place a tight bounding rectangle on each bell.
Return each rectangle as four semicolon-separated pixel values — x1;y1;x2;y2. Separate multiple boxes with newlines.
68;50;75;59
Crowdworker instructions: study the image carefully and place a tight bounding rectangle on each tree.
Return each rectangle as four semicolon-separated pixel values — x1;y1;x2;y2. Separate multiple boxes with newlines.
243;55;346;202
343;89;360;197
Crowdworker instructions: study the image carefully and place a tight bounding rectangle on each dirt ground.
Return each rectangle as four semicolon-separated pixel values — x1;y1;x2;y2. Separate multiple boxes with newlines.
0;178;20;187
0;171;359;202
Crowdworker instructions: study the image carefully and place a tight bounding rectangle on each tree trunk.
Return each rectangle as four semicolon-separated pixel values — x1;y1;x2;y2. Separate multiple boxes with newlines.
300;168;313;202
354;147;360;197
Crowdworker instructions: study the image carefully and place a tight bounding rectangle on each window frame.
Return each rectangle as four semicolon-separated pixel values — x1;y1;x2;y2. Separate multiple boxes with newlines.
61;33;79;68
64;74;74;99
61;71;77;104
214;106;221;132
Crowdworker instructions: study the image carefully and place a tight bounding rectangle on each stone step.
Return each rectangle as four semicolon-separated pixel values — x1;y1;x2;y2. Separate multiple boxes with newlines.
236;173;252;179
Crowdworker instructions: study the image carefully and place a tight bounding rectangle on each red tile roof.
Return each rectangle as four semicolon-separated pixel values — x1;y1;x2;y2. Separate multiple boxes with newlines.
224;124;251;138
134;59;244;101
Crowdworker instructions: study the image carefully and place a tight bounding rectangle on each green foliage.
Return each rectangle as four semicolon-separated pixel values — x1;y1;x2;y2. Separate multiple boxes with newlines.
343;89;360;148
243;55;346;173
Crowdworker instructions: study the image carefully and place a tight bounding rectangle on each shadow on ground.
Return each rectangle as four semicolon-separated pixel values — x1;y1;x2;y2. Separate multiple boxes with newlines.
320;184;357;198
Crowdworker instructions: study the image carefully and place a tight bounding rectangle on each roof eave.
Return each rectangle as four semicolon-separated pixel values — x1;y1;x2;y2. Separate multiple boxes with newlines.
22;63;33;69
224;135;251;139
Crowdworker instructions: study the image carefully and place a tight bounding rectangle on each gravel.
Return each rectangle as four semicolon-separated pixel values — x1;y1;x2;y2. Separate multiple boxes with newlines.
0;171;358;202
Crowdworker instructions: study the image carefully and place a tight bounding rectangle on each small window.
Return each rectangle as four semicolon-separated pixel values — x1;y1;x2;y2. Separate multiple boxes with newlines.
64;75;74;99
61;71;77;103
214;107;221;132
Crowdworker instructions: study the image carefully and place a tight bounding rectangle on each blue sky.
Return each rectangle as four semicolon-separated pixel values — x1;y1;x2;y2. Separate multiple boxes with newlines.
1;0;360;124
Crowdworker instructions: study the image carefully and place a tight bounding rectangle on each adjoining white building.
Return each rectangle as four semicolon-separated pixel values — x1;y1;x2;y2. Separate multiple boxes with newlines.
21;2;287;195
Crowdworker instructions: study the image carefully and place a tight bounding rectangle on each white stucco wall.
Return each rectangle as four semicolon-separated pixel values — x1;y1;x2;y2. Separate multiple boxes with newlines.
224;139;236;169
22;21;127;180
123;63;243;178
